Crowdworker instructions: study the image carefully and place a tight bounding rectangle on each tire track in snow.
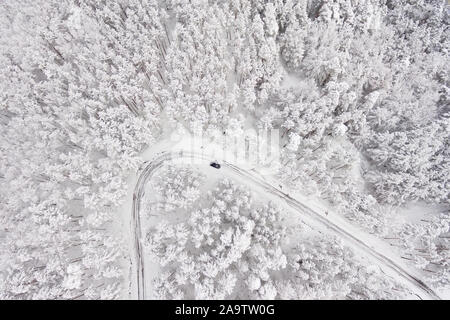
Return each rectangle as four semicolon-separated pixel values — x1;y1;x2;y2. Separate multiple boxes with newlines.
132;155;172;300
131;151;441;300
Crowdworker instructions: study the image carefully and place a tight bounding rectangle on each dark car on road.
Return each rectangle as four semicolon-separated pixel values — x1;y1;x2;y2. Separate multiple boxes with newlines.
210;162;221;169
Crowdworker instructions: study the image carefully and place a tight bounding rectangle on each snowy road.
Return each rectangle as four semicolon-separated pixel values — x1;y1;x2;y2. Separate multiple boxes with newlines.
131;150;441;300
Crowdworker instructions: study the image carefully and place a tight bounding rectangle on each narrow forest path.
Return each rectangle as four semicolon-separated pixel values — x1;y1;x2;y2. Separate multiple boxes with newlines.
131;150;441;300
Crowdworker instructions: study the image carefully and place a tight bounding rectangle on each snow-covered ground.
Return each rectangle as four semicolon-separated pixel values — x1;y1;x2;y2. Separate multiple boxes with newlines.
120;134;444;299
1;0;448;301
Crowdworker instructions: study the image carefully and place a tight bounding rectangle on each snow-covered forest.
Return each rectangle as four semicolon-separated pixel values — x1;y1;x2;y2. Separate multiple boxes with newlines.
0;0;448;300
144;165;410;299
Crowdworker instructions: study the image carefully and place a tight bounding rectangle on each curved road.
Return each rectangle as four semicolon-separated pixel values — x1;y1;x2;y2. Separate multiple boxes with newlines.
131;150;441;300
